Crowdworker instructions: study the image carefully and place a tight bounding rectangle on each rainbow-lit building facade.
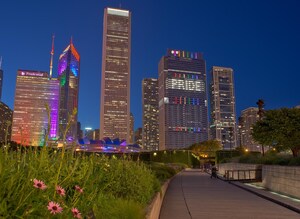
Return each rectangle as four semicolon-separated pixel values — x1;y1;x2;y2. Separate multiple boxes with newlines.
11;70;59;146
158;49;208;150
58;40;80;141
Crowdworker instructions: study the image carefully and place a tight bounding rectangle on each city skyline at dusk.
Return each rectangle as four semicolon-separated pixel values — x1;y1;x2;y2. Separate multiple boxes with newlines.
1;0;300;131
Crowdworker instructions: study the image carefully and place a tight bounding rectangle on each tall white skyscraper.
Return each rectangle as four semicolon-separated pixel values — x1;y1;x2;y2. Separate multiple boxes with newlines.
100;8;131;142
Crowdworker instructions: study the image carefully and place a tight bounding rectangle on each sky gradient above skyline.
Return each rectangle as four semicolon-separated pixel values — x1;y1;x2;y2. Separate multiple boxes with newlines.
1;0;300;131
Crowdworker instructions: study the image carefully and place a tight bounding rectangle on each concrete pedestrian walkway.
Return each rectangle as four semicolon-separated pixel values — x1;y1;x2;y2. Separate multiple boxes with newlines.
159;169;300;219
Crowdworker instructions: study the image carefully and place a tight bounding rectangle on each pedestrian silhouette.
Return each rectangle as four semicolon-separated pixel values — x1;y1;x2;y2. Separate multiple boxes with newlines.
211;166;218;179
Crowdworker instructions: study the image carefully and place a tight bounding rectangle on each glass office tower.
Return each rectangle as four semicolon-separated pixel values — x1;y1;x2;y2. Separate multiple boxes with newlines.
142;78;159;151
100;8;131;142
11;70;59;146
58;40;80;141
158;49;208;150
210;66;236;150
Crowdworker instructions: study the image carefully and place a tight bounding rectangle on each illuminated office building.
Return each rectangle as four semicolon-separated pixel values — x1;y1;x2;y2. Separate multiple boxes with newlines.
100;8;131;142
11;70;59;146
142;78;159;151
84;127;93;140
239;107;260;151
93;128;100;140
134;127;142;147
58;39;80;141
0;101;13;143
129;113;134;144
0;57;3;101
158;49;208;150
210;66;236;150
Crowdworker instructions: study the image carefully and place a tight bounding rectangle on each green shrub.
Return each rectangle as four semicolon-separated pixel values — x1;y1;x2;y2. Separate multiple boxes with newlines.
237;152;300;166
147;162;185;183
92;193;145;219
288;157;300;166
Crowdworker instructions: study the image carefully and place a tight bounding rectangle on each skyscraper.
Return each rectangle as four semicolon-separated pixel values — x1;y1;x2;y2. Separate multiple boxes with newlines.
210;66;237;150
11;70;59;146
239;107;260;151
142;78;159;151
93;128;100;140
0;101;13;143
134;127;142;147
158;49;208;150
129;113;134;144
58;39;80;141
100;8;131;142
77;122;82;139
0;57;3;101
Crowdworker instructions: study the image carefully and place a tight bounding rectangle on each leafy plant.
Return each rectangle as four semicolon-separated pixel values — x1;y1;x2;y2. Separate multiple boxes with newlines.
0;148;159;218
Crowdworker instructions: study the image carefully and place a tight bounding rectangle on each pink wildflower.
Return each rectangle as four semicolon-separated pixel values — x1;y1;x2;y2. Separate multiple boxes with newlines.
47;201;63;214
56;185;66;196
71;208;82;218
33;179;47;190
75;185;83;193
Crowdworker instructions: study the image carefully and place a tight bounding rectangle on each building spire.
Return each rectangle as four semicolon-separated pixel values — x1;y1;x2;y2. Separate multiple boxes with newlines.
49;34;55;78
70;36;73;45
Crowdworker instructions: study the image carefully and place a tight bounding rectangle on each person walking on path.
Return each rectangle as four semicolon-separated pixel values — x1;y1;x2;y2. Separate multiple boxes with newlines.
211;165;218;178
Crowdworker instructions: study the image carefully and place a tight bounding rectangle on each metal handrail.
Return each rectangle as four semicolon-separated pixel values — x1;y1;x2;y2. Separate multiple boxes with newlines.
224;169;262;182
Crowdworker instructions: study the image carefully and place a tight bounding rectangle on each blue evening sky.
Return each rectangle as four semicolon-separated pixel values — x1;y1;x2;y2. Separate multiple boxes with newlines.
1;0;299;130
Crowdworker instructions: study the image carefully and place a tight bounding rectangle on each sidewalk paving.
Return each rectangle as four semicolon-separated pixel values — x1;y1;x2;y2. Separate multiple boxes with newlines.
159;169;300;219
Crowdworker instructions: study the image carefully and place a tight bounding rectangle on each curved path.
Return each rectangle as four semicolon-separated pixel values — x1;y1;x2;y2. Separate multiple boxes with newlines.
159;169;300;219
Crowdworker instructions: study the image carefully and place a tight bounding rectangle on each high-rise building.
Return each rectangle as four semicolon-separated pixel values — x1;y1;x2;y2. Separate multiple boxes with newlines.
100;8;131;142
77;122;83;139
93;128;100;140
11;70;59;146
0;57;3;101
84;127;93;140
134;127;143;147
142;78;159;151
0;101;13;143
158;49;208;150
129;113;134;144
239;107;260;151
210;66;236;150
58;39;80;141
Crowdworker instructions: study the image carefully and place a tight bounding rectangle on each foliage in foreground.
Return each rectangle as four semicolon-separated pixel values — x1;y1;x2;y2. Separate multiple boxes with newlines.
238;152;300;166
147;162;187;183
252;108;300;157
0;146;160;218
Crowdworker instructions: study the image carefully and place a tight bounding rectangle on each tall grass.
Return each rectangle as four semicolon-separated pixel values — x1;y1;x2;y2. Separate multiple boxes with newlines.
0;146;159;218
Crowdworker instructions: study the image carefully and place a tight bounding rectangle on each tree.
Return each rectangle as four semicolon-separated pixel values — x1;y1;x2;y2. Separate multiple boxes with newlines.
252;108;300;157
189;140;222;158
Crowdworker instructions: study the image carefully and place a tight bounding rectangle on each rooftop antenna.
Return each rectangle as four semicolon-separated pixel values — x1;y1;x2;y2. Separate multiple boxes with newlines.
0;56;2;70
70;36;73;45
49;34;55;78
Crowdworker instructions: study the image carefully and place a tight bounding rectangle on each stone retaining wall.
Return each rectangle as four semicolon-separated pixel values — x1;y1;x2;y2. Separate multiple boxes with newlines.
262;165;300;199
145;178;171;219
218;163;300;199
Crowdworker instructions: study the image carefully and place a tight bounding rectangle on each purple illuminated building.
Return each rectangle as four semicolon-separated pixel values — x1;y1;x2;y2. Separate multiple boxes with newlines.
58;39;80;141
11;70;59;146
